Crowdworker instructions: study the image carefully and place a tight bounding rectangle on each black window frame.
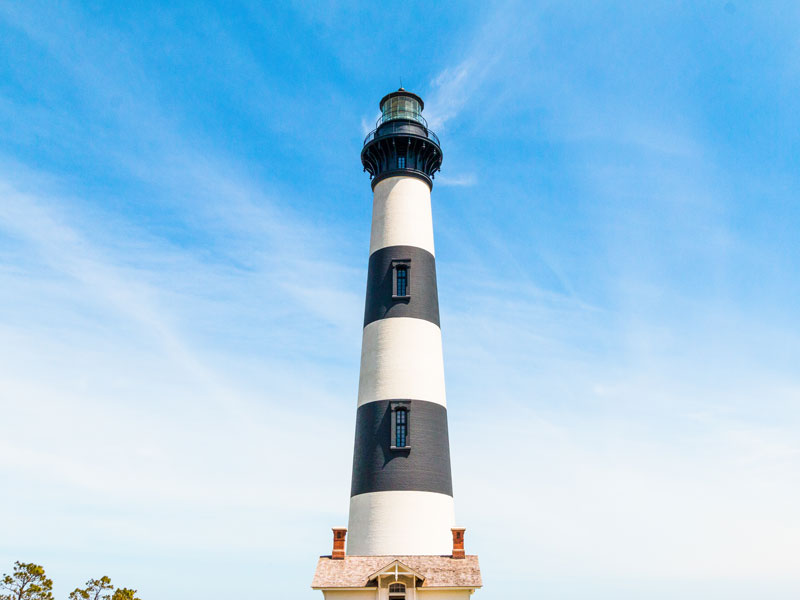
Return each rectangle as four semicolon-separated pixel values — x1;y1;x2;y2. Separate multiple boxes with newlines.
397;156;406;169
392;259;411;300
396;265;408;297
390;402;411;451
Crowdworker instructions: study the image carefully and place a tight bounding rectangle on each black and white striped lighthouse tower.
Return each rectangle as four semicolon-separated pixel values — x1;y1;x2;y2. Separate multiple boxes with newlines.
312;90;481;597
348;88;452;556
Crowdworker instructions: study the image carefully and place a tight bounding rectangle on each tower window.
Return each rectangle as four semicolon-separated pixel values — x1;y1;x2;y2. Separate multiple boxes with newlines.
397;156;406;169
396;266;408;297
392;259;410;299
390;402;410;450
388;583;406;599
395;409;407;447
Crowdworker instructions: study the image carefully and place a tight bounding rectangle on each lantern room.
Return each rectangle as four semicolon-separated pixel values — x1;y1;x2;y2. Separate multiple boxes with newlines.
379;89;425;125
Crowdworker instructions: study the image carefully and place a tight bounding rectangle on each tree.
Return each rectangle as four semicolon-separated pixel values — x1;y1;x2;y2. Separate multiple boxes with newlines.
0;562;53;600
110;590;140;600
69;577;113;600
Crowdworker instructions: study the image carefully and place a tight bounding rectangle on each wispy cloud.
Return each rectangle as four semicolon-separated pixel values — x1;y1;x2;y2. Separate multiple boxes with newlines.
436;173;477;187
360;114;377;137
425;59;478;130
424;0;534;130
0;164;360;597
0;7;366;594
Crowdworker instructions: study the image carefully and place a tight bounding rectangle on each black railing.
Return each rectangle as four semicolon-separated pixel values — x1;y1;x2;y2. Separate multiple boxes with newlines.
363;120;440;147
376;111;428;128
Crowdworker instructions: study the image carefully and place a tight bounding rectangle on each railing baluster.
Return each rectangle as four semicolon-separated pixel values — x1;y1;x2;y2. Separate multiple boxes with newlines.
364;121;440;148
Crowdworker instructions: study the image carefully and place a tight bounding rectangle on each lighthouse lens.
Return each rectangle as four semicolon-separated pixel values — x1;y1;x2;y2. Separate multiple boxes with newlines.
382;95;422;124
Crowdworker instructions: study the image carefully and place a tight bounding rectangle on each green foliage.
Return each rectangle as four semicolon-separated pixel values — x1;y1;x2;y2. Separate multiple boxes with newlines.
69;576;114;600
3;563;140;600
0;562;54;600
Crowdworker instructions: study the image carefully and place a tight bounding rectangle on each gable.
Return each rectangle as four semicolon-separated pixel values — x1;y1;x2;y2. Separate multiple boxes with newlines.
311;555;482;590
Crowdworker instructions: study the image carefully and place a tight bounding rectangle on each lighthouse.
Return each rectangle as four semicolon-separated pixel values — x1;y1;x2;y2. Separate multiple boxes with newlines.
312;89;482;599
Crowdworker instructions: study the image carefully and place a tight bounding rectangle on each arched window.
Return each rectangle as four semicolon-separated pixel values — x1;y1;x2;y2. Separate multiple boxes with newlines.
388;582;406;599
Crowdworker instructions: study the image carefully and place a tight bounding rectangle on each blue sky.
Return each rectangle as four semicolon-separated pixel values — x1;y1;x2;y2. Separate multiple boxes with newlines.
1;1;799;599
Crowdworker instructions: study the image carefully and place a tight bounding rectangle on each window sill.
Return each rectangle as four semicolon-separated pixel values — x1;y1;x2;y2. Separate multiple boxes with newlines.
392;295;411;300
390;445;411;451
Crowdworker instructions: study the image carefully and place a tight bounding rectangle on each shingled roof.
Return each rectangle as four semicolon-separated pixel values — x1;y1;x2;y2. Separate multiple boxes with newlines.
311;555;482;589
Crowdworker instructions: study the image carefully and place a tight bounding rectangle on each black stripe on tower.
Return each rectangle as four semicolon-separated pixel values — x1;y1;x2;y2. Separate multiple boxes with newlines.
350;399;453;497
364;245;440;328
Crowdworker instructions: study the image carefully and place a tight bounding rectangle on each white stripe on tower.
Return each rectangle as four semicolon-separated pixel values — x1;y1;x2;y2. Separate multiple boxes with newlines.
347;490;455;556
369;177;436;256
357;317;446;408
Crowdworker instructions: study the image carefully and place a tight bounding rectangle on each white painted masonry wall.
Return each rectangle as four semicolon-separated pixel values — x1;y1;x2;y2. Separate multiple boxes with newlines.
370;177;435;256
357;317;447;408
347;490;455;555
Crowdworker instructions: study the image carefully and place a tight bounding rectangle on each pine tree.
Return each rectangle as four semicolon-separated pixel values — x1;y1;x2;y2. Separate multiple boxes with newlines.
69;576;114;600
0;562;54;600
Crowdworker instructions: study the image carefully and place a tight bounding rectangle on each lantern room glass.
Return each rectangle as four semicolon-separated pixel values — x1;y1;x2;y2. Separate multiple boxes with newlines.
381;95;423;124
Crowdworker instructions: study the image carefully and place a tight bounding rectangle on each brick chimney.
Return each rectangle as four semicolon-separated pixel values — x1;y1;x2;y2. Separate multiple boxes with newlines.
451;527;466;559
331;528;347;560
